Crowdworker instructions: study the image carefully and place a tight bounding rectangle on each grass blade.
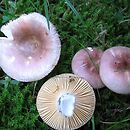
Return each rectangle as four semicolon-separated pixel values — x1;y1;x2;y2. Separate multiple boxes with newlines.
71;37;99;73
91;115;95;130
100;117;130;125
44;0;50;30
100;116;130;130
28;0;39;11
64;0;83;22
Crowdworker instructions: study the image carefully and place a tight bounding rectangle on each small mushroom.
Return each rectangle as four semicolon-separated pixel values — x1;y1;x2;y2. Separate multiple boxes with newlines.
100;46;130;94
71;47;104;89
36;73;95;130
0;12;61;82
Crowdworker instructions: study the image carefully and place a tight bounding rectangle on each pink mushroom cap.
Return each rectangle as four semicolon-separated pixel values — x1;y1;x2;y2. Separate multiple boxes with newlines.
0;12;61;82
100;46;130;94
71;47;104;89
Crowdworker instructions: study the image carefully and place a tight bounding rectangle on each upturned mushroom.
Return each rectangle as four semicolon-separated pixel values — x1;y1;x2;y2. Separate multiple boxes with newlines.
100;46;130;94
71;47;104;89
36;73;95;130
0;12;61;82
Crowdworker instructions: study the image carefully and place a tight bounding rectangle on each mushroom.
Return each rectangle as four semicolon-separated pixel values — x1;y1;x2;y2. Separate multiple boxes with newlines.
36;73;95;130
0;12;61;82
100;46;130;94
71;47;104;89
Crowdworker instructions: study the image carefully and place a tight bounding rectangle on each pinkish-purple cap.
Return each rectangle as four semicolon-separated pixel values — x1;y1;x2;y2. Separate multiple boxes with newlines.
100;46;130;94
0;12;61;82
71;47;104;89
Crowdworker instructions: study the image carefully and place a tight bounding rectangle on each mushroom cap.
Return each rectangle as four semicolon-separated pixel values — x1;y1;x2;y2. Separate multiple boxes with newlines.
100;46;130;94
36;73;95;130
71;47;104;89
0;12;61;82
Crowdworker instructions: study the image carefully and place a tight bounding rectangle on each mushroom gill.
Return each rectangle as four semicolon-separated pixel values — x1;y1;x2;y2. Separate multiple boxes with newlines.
36;73;95;130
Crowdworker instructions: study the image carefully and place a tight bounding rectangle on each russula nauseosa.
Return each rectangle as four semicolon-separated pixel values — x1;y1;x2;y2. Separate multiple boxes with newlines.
36;73;95;130
71;47;104;89
0;12;61;82
100;46;130;94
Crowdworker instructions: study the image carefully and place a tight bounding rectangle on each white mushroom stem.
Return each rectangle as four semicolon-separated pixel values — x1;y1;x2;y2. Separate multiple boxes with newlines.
58;93;75;117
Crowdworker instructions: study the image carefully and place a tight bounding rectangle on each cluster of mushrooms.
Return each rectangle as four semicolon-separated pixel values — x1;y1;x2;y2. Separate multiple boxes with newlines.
72;46;130;94
0;12;130;130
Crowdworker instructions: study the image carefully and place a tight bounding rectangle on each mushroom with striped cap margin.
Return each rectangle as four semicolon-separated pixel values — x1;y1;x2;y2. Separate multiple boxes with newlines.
0;12;61;82
36;73;95;130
